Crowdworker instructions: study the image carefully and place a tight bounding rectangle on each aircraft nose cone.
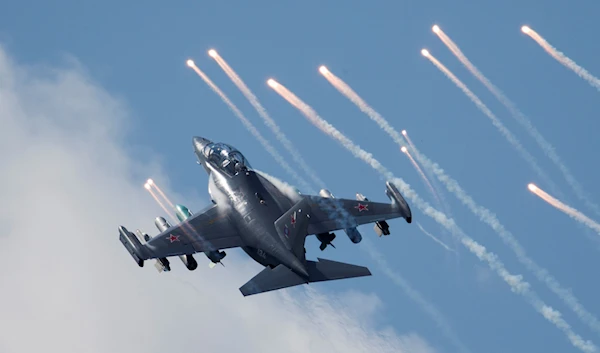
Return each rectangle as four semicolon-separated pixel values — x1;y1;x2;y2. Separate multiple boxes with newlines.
192;136;211;152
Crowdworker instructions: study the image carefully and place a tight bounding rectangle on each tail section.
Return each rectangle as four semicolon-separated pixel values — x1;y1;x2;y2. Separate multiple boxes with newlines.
239;265;306;296
239;258;371;296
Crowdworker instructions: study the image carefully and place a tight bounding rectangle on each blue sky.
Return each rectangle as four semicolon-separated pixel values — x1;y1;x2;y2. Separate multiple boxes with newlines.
2;1;600;352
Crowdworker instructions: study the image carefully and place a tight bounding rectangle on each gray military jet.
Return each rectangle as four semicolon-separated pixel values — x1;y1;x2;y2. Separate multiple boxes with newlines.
119;136;412;296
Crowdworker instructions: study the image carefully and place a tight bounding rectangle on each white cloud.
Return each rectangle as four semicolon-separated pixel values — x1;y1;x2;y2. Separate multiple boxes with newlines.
0;45;437;353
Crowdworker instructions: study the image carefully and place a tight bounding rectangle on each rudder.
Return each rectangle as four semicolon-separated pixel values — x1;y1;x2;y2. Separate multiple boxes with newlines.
274;198;312;259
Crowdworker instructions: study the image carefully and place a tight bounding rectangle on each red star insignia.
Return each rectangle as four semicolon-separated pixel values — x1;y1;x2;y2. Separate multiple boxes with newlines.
355;203;368;212
290;211;297;227
167;234;180;243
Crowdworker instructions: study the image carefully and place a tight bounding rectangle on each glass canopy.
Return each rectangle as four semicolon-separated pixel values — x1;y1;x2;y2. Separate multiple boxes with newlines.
202;142;250;175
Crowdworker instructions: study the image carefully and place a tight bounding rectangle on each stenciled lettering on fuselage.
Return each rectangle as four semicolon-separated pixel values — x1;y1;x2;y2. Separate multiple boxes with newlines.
230;190;245;204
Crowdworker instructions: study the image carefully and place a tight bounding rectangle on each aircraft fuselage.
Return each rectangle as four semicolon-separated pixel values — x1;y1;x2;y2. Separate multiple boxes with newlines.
198;142;308;277
117;136;410;296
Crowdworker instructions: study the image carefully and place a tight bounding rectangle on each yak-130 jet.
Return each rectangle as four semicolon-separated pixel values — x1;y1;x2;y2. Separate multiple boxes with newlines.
119;136;412;296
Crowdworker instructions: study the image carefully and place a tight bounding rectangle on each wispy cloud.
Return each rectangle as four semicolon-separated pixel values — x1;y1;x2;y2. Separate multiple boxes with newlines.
0;46;436;353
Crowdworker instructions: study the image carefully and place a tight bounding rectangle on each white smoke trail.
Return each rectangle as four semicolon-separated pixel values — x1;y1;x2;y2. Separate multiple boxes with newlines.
254;169;303;203
269;80;597;352
416;223;455;252
217;67;465;347
189;63;357;239
403;130;457;256
391;179;596;353
412;147;600;336
362;240;468;352
402;146;444;210
191;62;360;243
186;60;313;193
257;166;471;353
319;65;600;337
145;186;178;224
529;183;600;235
209;51;326;190
522;26;600;92
189;62;469;350
319;67;450;217
146;179;176;209
421;51;561;196
203;55;362;237
434;26;600;217
402;130;449;212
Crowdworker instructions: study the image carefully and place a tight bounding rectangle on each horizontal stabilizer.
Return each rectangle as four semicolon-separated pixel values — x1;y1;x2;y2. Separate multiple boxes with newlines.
306;258;371;282
239;258;371;296
239;265;306;296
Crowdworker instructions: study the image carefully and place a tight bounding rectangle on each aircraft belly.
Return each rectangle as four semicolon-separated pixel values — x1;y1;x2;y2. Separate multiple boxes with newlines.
242;246;281;267
236;211;285;267
229;171;300;269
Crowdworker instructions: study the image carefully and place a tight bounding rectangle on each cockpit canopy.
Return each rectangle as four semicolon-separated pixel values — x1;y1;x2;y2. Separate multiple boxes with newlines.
202;142;250;175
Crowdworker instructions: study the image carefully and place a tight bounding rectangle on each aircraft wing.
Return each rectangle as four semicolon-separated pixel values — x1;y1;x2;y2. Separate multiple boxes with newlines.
304;181;412;235
119;204;243;263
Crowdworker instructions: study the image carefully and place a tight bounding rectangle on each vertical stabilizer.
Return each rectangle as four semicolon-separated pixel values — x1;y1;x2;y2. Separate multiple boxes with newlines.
274;198;311;259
